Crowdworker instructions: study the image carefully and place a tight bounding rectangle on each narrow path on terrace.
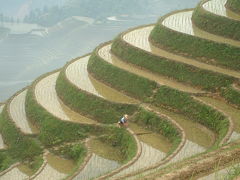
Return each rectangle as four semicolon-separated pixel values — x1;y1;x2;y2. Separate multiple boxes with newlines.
100;44;203;94
162;10;240;47
34;72;96;124
98;43;215;148
0;104;5;149
125;25;240;79
73;154;120;180
66;56;170;177
197;96;240;143
9;89;38;134
203;0;240;21
66;55;137;104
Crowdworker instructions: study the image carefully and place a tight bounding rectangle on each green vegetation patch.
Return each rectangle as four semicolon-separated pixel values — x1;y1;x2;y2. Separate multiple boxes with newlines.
99;127;137;163
221;86;240;108
0;151;14;172
56;70;137;124
150;15;240;71
51;143;87;163
112;37;234;91
88;50;157;102
192;3;240;41
25;87;104;147
153;86;229;146
226;0;240;15
0;107;42;164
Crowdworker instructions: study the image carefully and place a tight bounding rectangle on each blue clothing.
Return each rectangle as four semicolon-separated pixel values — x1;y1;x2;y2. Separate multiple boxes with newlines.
119;117;126;124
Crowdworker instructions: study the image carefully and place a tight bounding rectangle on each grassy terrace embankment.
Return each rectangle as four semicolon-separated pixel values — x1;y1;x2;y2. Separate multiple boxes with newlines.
112;35;235;91
149;10;240;71
88;48;229;147
226;0;240;14
88;51;157;102
0;106;42;171
192;0;240;41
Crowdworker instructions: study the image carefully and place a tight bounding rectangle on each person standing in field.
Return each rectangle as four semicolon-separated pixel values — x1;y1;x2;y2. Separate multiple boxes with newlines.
118;114;128;127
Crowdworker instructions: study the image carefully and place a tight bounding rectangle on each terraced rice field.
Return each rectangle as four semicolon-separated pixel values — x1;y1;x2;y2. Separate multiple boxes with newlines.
98;44;203;94
1;0;240;179
9;89;37;134
64;55;177;178
73;154;120;180
123;25;240;79
203;0;240;20
162;10;240;47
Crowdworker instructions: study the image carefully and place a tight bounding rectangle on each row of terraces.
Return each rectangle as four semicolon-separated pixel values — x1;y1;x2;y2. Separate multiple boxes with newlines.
0;0;240;179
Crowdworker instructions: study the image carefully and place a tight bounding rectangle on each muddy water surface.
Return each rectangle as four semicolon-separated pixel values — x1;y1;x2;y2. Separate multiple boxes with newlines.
88;138;123;163
59;99;96;124
150;105;215;148
17;164;35;176
46;153;75;174
128;123;172;153
198;97;240;132
89;75;137;104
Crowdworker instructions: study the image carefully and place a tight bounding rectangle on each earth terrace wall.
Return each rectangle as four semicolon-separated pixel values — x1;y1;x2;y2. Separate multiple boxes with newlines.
111;28;235;92
0;88;42;165
144;140;240;179
226;0;240;16
57;54;185;173
149;9;240;71
192;0;240;41
91;42;231;148
26;69;139;168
